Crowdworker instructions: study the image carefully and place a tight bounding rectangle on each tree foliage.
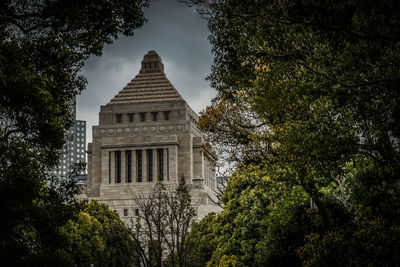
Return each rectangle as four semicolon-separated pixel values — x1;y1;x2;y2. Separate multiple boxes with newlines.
186;166;315;266
59;201;135;267
0;0;148;265
184;0;400;265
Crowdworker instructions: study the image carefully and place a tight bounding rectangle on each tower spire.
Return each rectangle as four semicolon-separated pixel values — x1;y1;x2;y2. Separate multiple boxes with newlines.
140;50;164;74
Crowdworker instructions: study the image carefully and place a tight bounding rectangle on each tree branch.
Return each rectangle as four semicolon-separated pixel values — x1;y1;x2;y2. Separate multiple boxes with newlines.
297;61;400;88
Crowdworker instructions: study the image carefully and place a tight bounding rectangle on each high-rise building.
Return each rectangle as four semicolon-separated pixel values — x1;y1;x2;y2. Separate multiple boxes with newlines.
83;50;220;220
53;103;87;177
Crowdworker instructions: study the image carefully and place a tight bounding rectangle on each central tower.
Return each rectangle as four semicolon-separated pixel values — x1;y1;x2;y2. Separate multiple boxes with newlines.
86;50;219;219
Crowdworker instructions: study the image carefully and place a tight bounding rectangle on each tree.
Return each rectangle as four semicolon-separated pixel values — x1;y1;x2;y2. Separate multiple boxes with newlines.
183;0;400;264
184;213;217;267
127;181;196;267
186;165;316;266
0;0;148;264
200;0;400;231
59;201;135;267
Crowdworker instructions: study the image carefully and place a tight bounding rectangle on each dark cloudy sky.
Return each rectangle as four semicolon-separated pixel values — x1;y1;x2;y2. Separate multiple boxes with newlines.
77;0;215;143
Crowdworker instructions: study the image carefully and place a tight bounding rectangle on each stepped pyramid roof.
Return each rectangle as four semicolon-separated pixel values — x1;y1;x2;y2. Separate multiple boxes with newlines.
107;50;184;105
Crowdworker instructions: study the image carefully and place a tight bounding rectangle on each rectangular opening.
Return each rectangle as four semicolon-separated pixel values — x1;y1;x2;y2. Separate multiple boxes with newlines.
136;150;142;182
123;208;128;217
147;150;153;182
108;151;111;183
128;113;134;122
139;113;146;122
157;149;163;181
164;111;170;121
115;151;121;183
126;151;131;183
116;114;122;123
167;149;169;181
152;112;158;121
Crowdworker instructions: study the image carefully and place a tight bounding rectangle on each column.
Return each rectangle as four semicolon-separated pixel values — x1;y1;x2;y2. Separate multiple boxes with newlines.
168;146;178;183
121;150;126;183
110;151;115;184
101;150;109;184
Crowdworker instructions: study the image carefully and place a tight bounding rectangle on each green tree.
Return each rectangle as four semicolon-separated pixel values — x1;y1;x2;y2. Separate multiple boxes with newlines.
0;0;148;265
186;165;315;266
59;201;134;267
192;0;400;264
200;0;400;230
185;213;217;267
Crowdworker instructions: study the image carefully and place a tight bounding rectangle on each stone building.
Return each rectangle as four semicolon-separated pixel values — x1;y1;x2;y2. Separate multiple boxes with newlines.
85;50;220;220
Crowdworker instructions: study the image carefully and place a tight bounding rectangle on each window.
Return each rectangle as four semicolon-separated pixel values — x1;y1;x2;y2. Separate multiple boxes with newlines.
157;149;164;181
136;150;142;182
164;111;170;121
126;151;132;183
128;113;134;122
77;132;80;136
139;113;146;122
135;208;139;216
108;151;111;184
123;209;128;217
115;151;121;183
116;114;122;123
147;150;153;182
152;112;158;121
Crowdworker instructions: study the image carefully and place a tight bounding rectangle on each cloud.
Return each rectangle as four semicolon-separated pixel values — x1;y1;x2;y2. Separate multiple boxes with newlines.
76;0;216;144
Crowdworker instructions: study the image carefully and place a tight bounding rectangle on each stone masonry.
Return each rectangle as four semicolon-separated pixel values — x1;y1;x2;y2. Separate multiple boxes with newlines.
84;50;220;220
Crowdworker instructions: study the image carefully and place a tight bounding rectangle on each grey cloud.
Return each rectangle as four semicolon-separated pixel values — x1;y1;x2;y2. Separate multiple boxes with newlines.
77;0;215;143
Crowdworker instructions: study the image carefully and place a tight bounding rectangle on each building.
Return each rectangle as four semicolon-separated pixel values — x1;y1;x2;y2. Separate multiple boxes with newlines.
84;50;220;220
52;102;87;177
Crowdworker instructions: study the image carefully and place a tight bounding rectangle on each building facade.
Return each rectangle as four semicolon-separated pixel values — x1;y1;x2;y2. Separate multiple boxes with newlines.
85;50;220;220
53;103;87;177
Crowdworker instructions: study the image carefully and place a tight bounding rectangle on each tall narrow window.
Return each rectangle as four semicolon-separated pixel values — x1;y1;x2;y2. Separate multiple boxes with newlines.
115;151;121;183
164;111;170;121
128;113;134;122
126;151;132;183
167;149;169;181
116;114;122;123
108;151;111;183
152;112;158;121
136;150;142;182
140;113;146;122
157;149;164;181
147;150;153;182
